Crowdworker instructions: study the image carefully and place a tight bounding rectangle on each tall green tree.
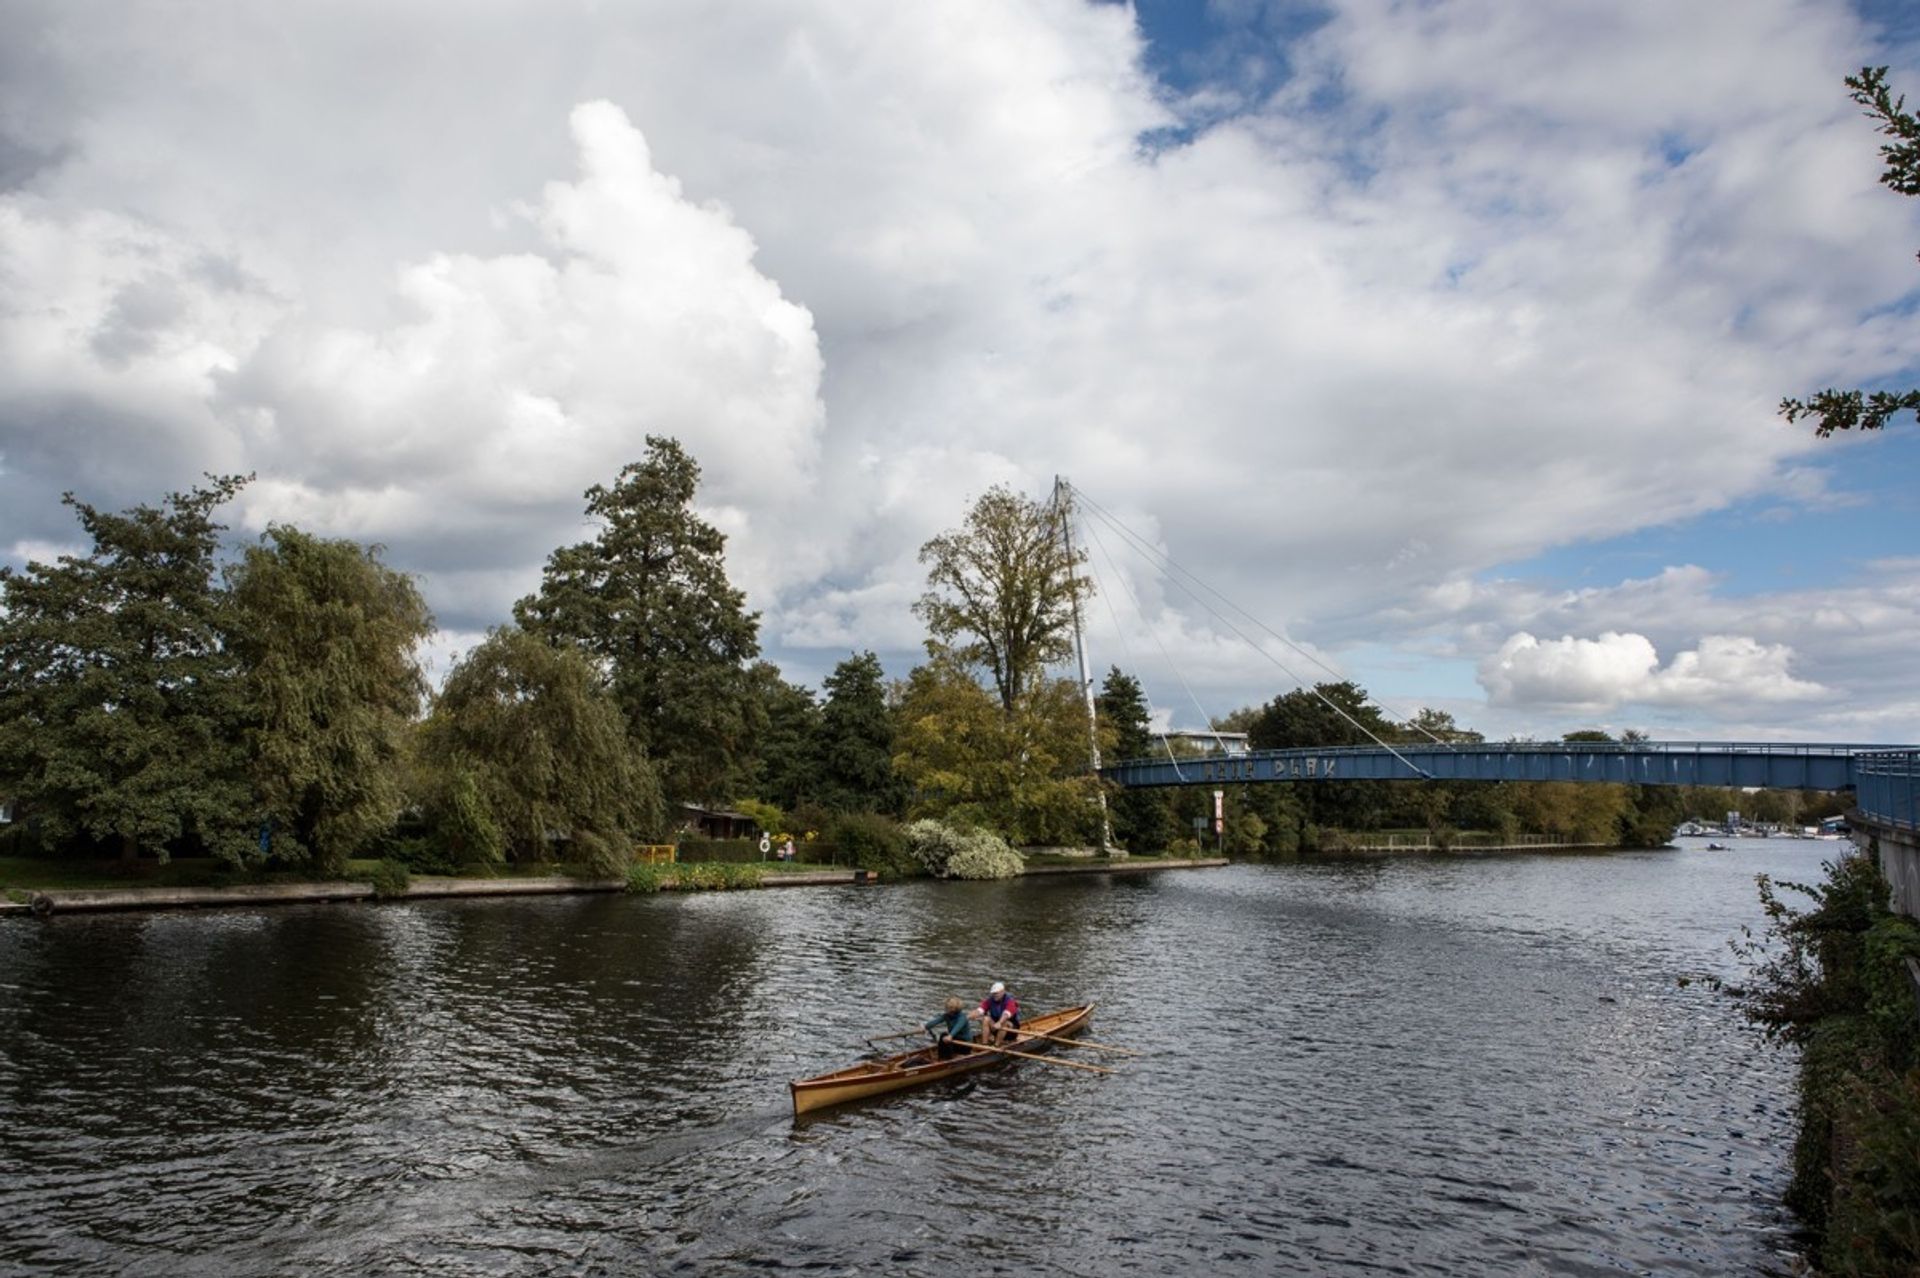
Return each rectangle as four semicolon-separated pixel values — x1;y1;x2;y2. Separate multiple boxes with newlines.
0;477;253;863
226;527;433;873
1782;67;1920;435
1097;667;1178;852
744;662;822;812
914;485;1089;715
514;438;761;802
418;626;663;874
816;651;903;814
893;653;1099;845
1246;681;1394;750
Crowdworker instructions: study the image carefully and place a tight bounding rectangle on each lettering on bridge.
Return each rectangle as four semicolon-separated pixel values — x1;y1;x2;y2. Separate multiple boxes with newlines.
1200;756;1339;782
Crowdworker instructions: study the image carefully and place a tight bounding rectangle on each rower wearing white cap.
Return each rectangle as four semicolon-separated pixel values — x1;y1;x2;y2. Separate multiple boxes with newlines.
977;981;1020;1046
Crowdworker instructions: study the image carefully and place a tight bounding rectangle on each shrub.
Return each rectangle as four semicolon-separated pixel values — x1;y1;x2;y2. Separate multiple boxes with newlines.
674;862;765;891
827;812;912;877
904;819;968;876
367;858;410;899
734;799;785;835
627;863;663;894
904;819;1022;880
944;829;1022;880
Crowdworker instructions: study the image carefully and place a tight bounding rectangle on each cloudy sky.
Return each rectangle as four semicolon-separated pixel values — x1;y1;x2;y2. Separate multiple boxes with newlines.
3;0;1918;743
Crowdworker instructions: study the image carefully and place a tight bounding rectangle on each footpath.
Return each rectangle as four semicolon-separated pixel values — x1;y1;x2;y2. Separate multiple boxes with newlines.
0;858;1229;918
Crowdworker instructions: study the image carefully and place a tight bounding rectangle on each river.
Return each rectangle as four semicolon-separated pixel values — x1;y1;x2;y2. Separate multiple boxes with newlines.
0;838;1819;1274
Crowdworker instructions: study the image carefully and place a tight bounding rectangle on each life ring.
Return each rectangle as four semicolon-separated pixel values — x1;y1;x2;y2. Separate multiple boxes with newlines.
27;892;53;918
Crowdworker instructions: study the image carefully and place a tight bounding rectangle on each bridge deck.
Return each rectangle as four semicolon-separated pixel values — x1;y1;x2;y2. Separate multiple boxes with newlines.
1104;741;1903;796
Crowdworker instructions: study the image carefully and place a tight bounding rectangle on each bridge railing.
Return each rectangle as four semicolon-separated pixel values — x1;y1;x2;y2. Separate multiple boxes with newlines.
1854;750;1920;832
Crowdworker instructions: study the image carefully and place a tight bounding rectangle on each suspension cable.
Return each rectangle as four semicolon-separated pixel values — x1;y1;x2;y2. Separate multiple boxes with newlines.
1069;487;1433;777
1069;483;1453;747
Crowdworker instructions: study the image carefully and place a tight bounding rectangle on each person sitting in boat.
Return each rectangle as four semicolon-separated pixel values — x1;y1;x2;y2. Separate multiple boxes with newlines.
924;997;975;1059
978;981;1020;1046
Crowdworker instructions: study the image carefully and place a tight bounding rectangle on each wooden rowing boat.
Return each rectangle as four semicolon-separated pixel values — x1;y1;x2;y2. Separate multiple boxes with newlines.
790;1003;1096;1117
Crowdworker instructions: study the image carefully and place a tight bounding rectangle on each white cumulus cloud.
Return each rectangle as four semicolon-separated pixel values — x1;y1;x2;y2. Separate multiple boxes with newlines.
1481;630;1827;714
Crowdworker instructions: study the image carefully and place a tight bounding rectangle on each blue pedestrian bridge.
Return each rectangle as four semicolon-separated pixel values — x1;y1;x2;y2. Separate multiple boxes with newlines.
1103;741;1920;832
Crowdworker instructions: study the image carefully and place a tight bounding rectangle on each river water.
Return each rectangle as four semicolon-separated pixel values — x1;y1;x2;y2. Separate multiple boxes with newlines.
0;838;1819;1275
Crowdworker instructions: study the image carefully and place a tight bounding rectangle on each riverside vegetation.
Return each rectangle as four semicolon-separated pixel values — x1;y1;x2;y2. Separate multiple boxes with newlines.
1735;848;1920;1276
0;440;1851;897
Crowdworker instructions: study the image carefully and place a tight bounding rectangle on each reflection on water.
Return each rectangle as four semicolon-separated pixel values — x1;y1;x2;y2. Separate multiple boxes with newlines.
0;839;1807;1274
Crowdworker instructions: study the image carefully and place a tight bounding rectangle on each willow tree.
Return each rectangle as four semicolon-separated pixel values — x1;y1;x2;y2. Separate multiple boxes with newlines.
515;438;761;802
226;527;433;873
914;485;1088;715
419;626;662;874
0;477;253;862
1781;67;1920;435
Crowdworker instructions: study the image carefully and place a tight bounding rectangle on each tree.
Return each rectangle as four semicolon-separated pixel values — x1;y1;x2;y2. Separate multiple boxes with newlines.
1403;707;1482;744
225;527;434;873
892;653;1100;845
744;662;822;812
816;651;903;814
1781;67;1920;436
1097;667;1179;852
0;477;253;863
1246;681;1394;750
914;485;1089;715
418;626;663;874
515;438;761;802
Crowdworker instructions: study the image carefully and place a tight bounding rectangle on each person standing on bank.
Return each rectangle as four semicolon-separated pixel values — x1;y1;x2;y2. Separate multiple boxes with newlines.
978;981;1020;1046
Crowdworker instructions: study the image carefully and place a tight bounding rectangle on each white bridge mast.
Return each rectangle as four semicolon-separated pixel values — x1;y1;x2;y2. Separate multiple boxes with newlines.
1055;476;1114;855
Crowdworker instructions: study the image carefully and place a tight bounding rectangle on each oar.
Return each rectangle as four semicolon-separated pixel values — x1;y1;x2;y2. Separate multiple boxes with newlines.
960;1040;1115;1074
1011;1029;1139;1056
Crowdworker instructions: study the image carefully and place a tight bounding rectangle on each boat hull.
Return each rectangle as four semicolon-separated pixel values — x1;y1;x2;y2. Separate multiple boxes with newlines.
790;1003;1095;1117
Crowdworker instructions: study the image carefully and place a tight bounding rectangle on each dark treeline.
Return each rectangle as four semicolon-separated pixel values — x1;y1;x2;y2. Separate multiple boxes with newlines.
0;439;1845;879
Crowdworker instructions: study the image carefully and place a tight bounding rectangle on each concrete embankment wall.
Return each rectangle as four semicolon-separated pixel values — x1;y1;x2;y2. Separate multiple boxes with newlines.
1;859;1229;918
1856;820;1920;919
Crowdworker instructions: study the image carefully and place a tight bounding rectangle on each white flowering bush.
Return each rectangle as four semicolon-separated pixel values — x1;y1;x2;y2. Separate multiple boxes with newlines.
906;819;1022;880
944;830;1022;880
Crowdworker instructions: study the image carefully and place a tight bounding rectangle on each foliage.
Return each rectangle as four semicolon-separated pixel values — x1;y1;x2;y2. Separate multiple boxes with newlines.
1735;850;1920;1272
892;653;1102;846
825;811;912;876
418;626;663;876
914;485;1089;715
1098;667;1179;852
1781;68;1920;436
816;650;904;814
365;858;411;899
945;828;1023;879
672;861;766;890
514;437;762;802
226;526;433;874
903;818;1022;879
746;663;822;811
626;862;664;894
733;799;785;835
0;477;256;865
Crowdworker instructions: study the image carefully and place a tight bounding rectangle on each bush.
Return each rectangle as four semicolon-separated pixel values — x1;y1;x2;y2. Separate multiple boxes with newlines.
627;863;663;894
827;812;912;877
904;819;968;876
734;799;785;834
945;829;1022;880
367;859;410;899
904;819;1022;880
674;862;765;891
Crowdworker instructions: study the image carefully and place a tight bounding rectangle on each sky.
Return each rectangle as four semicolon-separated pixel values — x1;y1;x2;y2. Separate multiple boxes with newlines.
2;0;1918;744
